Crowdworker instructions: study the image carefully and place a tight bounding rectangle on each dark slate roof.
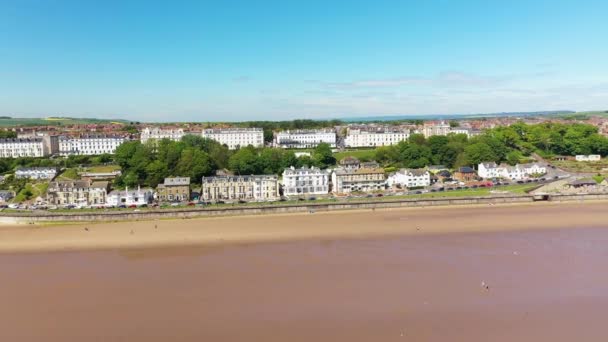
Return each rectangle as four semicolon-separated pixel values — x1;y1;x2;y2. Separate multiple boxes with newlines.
457;167;476;173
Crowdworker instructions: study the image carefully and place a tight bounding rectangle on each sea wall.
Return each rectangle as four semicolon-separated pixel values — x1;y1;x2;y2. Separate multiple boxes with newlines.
1;193;606;224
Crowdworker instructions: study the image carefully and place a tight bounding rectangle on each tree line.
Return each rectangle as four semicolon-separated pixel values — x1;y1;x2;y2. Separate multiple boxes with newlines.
113;136;336;187
373;122;608;169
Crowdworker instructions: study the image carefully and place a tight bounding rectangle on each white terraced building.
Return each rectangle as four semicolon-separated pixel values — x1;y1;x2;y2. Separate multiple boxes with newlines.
140;127;185;143
387;168;431;188
275;129;336;148
58;135;127;156
344;128;410;147
478;162;547;180
201;175;279;201
201;128;264;149
15;167;57;180
106;187;154;207
281;166;330;196
422;122;451;138
0;138;48;158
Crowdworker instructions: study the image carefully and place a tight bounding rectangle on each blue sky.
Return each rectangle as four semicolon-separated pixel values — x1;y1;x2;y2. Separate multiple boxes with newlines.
1;0;607;122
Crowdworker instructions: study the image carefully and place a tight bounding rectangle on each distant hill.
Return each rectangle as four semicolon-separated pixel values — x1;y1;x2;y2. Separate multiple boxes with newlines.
0;117;130;127
339;110;576;122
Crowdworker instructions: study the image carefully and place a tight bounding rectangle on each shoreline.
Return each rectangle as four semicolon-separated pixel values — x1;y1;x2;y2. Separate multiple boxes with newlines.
0;201;607;254
1;192;607;225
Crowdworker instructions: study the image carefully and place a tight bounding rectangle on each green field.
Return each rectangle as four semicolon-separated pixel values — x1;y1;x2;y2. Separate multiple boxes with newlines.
85;165;121;173
0;117;129;127
551;160;608;173
333;149;377;161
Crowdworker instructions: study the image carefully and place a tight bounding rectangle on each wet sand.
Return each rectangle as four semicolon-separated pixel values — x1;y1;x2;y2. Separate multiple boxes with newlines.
1;202;608;341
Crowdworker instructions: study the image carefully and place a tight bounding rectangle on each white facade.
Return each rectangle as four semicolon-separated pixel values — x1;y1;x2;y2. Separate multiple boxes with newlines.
478;162;503;179
275;129;336;148
387;169;431;188
15;167;57;180
331;168;386;194
575;155;601;162
140;127;185;143
422;122;451;138
106;187;154;207
201;175;279;201
281;166;330;196
344;128;410;147
478;162;547;180
201;128;264;149
59;135;127;156
0;138;46;158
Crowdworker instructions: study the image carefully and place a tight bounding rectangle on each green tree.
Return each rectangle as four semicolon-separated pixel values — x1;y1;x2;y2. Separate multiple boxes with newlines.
408;133;426;146
313;143;336;168
228;147;260;175
463;143;498;166
175;148;213;181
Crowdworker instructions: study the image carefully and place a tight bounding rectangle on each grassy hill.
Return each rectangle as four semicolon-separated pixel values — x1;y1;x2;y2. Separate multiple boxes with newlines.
0;117;130;127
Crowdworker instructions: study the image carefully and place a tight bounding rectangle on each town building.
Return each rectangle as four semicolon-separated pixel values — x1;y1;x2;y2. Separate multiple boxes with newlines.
58;134;127;156
201;175;280;202
201;128;264;149
453;167;477;182
294;151;311;158
15;167;57;180
422;122;451;138
427;165;447;174
478;162;546;180
387;169;431;188
156;177;191;202
575;155;601;162
344;127;410;147
106;186;154;207
0;190;15;202
140;127;185;144
275;129;336;148
46;180;109;206
338;156;361;170
0;137;51;158
80;170;122;182
436;170;453;182
478;162;503;179
281;166;330;196
331;167;386;194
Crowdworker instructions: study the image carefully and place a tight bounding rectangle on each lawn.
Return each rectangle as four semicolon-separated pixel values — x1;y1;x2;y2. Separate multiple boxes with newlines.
333;149;377;162
551;160;608;174
13;182;49;202
57;168;79;180
85;165;121;173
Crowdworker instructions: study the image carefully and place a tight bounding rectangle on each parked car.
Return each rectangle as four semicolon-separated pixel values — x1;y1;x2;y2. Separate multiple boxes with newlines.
237;200;247;204
308;197;316;201
128;204;137;208
170;202;180;207
414;191;422;194
376;193;383;197
118;204;127;209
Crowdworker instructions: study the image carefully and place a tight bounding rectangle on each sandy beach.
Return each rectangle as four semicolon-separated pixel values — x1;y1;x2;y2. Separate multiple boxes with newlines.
0;201;607;253
1;202;608;341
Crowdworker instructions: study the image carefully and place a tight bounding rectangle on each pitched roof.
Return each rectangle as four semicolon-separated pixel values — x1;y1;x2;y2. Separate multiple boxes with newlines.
457;166;476;173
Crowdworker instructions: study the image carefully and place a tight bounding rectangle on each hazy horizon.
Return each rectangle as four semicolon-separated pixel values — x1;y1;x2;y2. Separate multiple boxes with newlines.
2;1;607;121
